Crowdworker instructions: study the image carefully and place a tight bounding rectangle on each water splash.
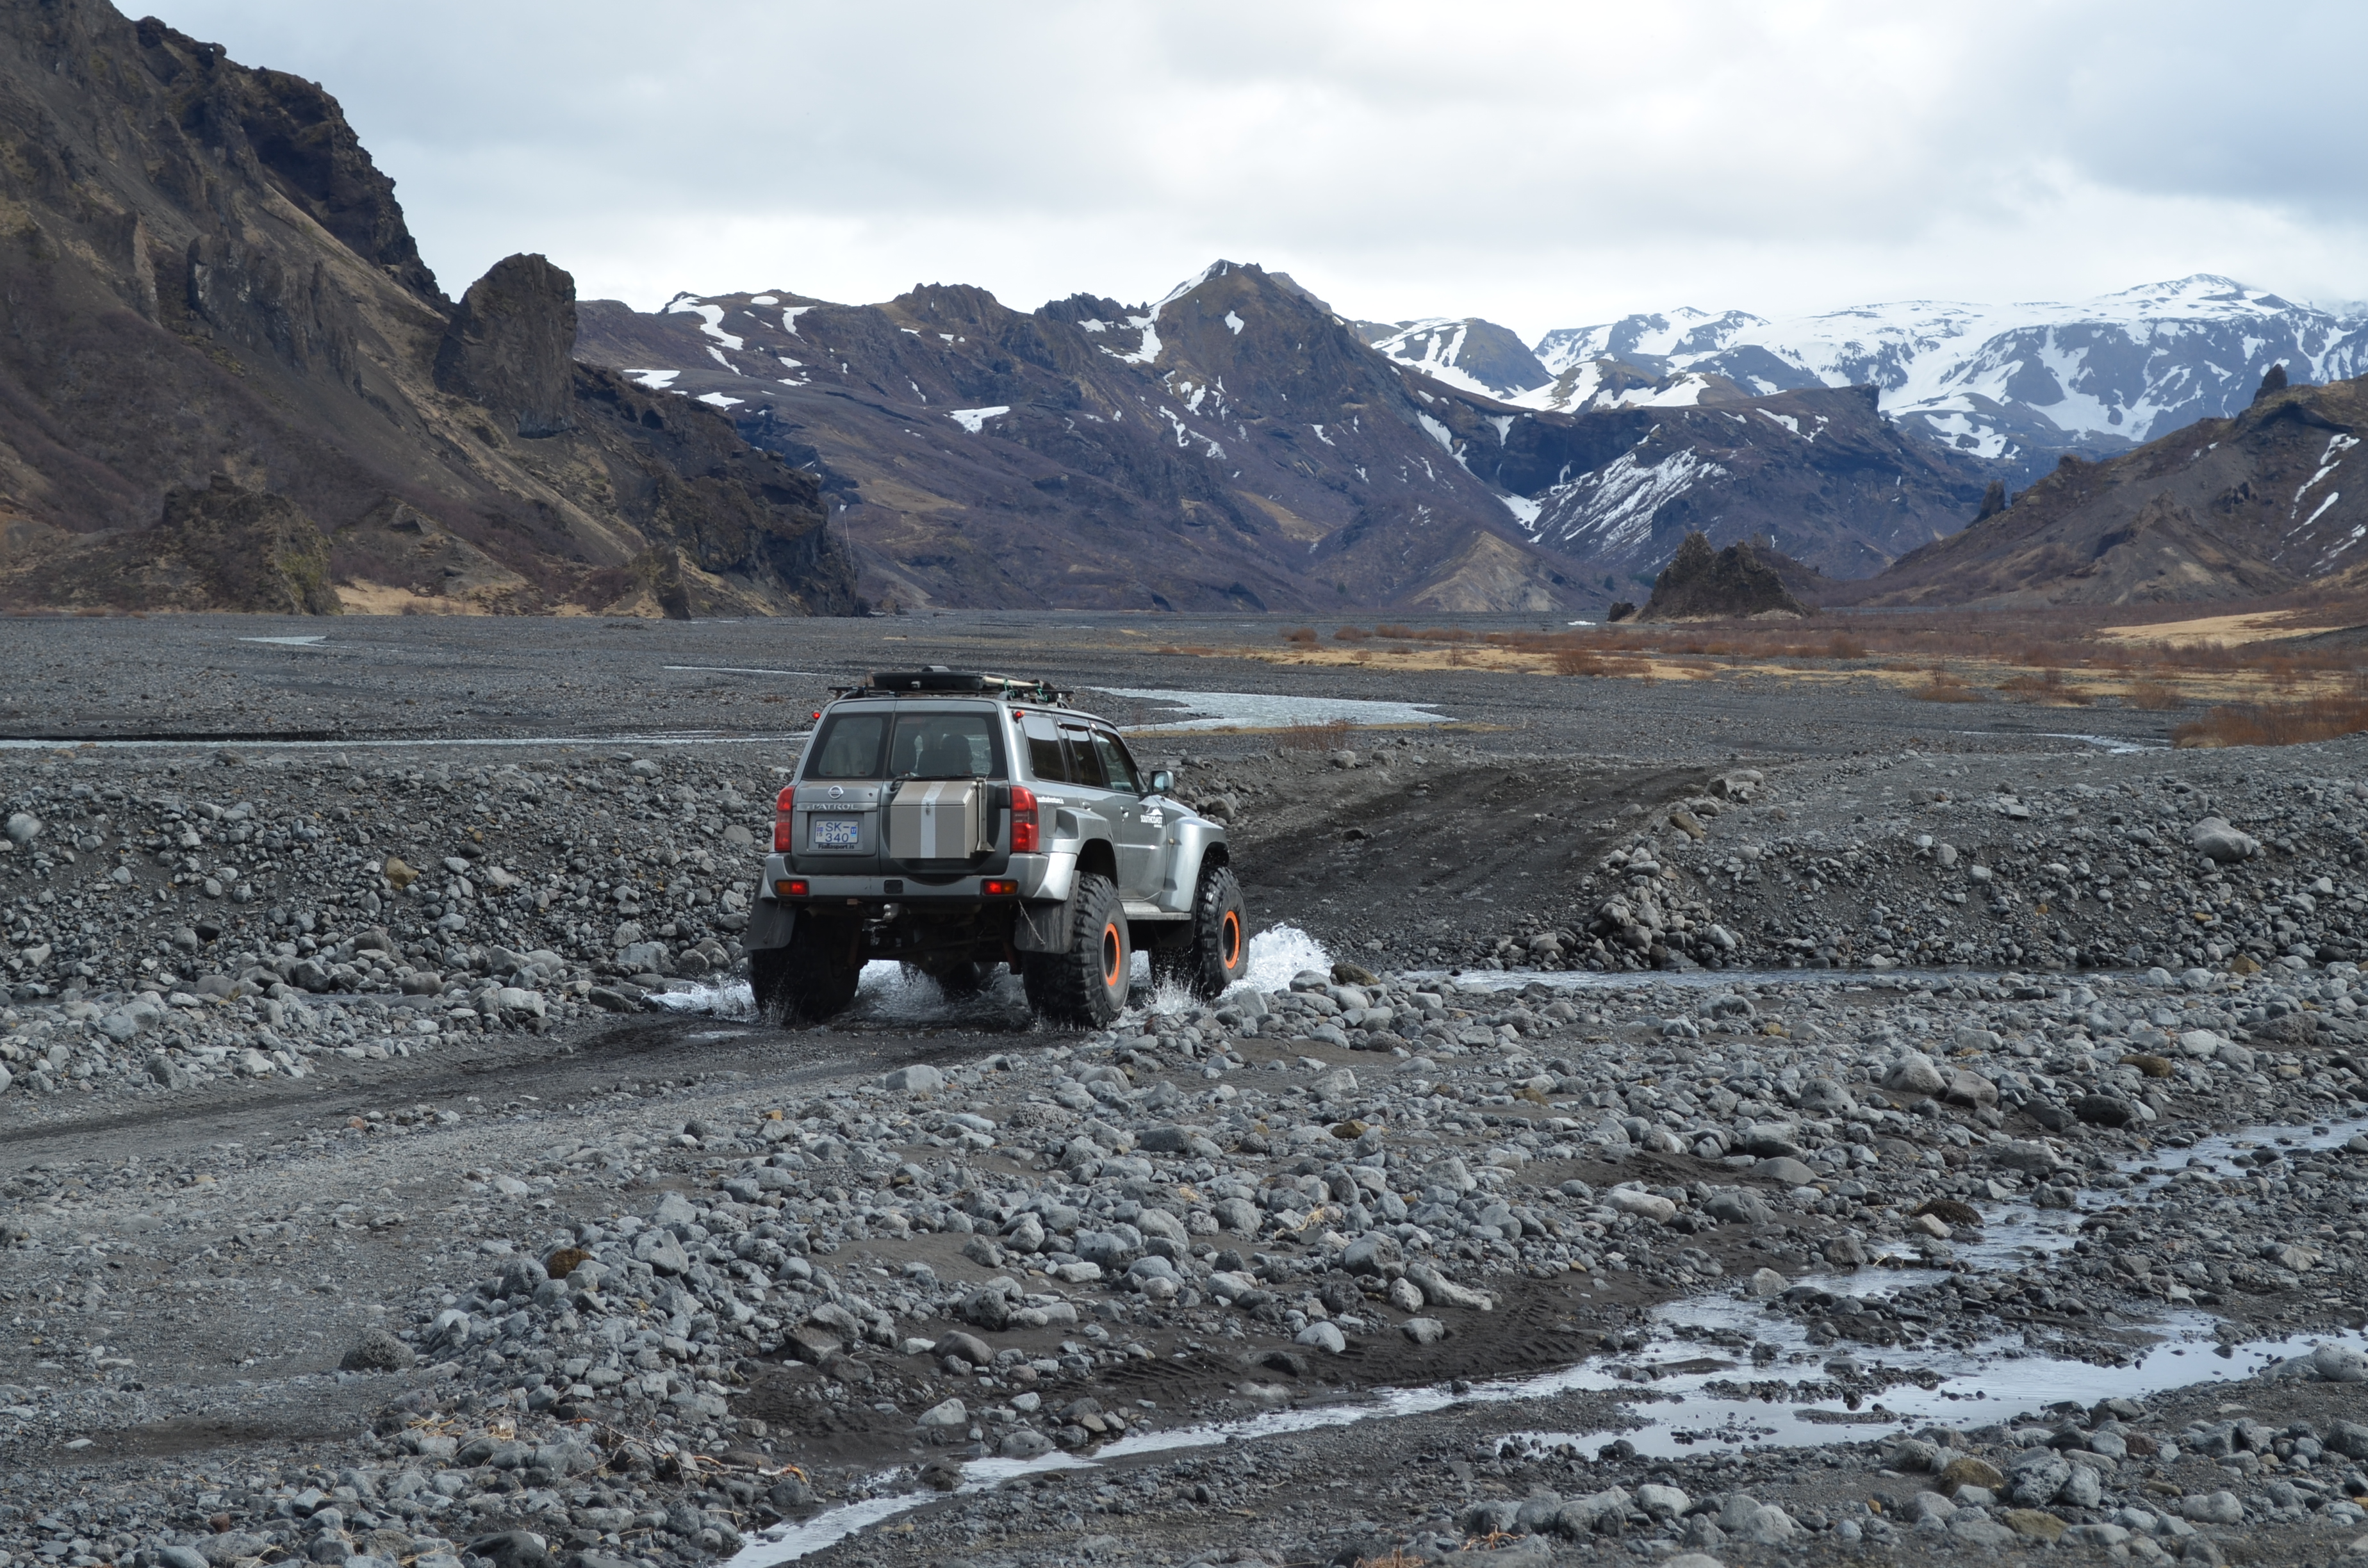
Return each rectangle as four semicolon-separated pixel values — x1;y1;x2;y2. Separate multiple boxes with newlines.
1233;922;1332;995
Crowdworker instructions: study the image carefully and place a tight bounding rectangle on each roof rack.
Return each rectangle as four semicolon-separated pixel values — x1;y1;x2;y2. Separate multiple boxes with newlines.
830;667;1073;705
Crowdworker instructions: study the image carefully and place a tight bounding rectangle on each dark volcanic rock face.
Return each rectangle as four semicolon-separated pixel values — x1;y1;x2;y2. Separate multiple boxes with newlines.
1638;530;1810;620
575;263;1587;613
435;254;579;439
0;0;852;617
1841;373;2368;607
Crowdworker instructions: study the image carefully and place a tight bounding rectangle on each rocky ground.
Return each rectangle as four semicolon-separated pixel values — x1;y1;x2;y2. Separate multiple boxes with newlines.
4;613;2368;1568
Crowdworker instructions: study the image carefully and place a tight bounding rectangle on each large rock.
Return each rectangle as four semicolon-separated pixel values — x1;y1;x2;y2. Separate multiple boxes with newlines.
2189;816;2260;864
1637;530;1810;621
339;1328;416;1372
434;253;579;438
1883;1051;1948;1095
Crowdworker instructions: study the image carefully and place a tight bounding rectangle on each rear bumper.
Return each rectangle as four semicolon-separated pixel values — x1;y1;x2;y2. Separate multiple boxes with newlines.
763;851;1061;901
770;874;1022;902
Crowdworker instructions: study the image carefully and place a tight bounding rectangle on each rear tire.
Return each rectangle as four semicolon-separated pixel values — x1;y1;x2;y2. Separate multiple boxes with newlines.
750;917;861;1025
1021;872;1130;1027
1158;864;1249;999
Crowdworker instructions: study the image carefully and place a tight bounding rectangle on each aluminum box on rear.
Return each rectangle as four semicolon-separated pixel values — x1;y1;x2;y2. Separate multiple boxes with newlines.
887;780;991;860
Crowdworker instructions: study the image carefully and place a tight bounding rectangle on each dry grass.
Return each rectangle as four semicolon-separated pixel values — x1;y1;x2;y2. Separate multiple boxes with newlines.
1152;598;2368;706
2173;696;2368;748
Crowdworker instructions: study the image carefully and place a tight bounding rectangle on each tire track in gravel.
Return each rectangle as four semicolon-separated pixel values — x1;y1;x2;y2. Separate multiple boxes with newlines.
0;1013;1046;1175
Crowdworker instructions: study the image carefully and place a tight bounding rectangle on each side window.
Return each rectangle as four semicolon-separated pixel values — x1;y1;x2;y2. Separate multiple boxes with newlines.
1060;724;1108;788
1020;712;1067;783
807;713;886;779
1093;730;1141;793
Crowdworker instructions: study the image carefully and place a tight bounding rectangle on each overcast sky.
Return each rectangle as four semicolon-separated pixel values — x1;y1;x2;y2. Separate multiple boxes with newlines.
147;1;2368;343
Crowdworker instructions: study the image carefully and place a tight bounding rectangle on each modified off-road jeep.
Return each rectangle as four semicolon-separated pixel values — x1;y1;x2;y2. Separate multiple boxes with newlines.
741;669;1247;1026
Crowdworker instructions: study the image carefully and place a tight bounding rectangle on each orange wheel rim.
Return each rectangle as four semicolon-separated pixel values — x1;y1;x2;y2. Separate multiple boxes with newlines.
1221;910;1242;968
1101;923;1122;986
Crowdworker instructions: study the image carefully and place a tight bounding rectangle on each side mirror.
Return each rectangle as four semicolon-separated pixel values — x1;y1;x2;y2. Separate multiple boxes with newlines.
1148;770;1174;796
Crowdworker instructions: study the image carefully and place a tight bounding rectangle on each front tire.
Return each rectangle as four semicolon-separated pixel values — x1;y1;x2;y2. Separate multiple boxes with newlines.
1021;872;1130;1027
750;917;861;1025
1158;864;1249;999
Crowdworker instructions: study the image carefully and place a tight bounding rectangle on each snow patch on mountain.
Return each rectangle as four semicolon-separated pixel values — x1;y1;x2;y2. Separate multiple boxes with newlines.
1525;275;2368;470
1526;446;1728;559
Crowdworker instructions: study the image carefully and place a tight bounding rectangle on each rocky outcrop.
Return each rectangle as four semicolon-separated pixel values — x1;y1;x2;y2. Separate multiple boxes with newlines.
3;476;341;614
1637;531;1810;621
434;254;577;438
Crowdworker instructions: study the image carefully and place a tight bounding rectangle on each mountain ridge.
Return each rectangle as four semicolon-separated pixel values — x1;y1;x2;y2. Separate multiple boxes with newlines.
0;0;856;618
1830;369;2367;607
1354;277;2368;487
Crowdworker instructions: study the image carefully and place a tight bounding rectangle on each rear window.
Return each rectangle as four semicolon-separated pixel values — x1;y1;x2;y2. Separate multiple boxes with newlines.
805;707;1004;781
807;712;887;779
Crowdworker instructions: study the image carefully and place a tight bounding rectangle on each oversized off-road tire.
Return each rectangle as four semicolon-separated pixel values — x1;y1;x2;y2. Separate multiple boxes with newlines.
1021;872;1130;1027
1156;865;1248;999
750;917;861;1025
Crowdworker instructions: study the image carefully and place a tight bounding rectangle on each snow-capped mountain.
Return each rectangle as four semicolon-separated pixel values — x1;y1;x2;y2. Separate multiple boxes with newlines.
1351;317;1550;399
1519;276;2368;478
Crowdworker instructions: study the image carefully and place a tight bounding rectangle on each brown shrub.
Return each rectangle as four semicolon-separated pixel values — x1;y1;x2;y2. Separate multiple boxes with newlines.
2173;697;2368;748
1374;624;1417;639
1827;632;1868;659
1278;717;1352;751
1996;667;2093;705
2125;681;2186;710
1913;671;1986;703
1281;626;1317;644
1334;625;1372;641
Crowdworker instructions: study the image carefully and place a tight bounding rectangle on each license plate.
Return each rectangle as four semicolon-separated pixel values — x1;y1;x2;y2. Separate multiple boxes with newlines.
811;817;860;848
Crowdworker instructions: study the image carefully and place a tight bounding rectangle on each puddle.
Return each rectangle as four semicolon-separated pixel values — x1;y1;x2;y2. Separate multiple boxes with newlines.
1090;687;1454;733
736;1299;2368;1566
235;635;328;647
719;1098;2368;1565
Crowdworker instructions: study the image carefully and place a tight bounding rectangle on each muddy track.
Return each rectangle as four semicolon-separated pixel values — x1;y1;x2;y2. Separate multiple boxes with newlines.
0;1013;1034;1176
1233;761;1711;945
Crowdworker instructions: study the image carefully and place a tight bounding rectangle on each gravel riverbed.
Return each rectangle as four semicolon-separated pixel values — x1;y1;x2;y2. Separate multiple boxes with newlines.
4;614;2367;1568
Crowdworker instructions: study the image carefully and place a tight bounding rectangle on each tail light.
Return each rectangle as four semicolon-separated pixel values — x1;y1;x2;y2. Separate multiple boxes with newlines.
773;785;796;852
1009;785;1039;853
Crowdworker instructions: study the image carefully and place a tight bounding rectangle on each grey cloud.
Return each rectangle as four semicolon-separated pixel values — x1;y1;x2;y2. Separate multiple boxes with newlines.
144;0;2368;337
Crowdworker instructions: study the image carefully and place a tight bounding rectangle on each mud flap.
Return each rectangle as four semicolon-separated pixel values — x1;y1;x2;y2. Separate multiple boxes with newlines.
1011;896;1072;954
742;897;796;952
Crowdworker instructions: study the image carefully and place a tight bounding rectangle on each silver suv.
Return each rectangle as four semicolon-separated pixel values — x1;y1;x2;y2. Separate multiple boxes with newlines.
743;669;1247;1025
